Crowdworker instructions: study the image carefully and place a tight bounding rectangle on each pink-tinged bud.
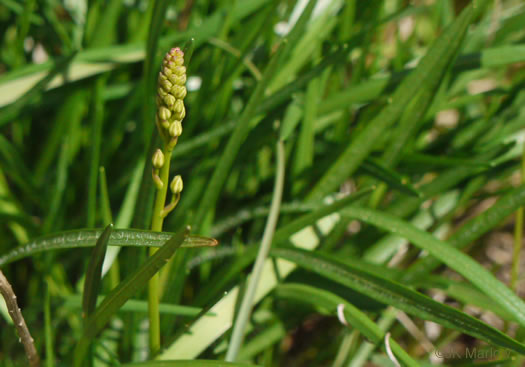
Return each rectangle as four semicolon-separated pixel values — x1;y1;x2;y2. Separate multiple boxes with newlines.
173;66;186;77
168;73;186;86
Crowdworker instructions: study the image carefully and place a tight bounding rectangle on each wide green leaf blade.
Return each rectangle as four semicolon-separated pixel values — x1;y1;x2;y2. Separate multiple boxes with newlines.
271;247;525;354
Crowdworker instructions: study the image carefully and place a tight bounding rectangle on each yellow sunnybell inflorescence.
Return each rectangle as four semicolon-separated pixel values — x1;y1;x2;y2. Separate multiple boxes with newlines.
156;47;187;145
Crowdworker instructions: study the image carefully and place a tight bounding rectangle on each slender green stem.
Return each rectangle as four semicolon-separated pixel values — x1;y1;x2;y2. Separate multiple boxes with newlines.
225;140;285;362
148;145;172;356
511;144;525;292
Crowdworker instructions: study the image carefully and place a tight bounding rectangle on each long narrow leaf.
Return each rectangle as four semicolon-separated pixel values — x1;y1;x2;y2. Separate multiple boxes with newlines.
122;361;257;367
0;229;218;268
405;184;525;282
341;206;525;327
276;283;420;367
192;41;287;230
271;247;525;354
308;3;475;200
82;224;113;319
74;230;188;365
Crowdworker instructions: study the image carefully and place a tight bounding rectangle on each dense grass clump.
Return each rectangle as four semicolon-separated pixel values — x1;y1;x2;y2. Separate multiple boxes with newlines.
2;0;525;366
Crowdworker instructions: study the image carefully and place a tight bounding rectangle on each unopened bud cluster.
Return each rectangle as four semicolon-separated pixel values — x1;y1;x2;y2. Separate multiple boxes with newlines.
156;47;187;141
151;47;186;216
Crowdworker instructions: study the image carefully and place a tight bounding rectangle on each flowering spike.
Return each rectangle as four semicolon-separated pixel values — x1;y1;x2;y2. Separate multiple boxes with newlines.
156;47;187;140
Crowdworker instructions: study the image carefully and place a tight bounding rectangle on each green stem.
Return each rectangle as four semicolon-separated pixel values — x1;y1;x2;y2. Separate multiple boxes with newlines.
225;140;285;361
148;145;172;356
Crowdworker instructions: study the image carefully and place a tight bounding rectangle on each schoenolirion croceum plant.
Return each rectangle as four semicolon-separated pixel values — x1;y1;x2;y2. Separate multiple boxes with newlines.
148;47;187;356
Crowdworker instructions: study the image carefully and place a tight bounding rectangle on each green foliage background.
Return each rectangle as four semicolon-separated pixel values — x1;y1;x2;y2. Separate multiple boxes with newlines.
2;0;525;366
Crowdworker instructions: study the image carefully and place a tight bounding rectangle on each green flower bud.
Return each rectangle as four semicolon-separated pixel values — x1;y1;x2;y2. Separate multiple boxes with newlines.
164;94;176;108
152;149;165;169
170;175;183;194
158;106;171;121
168;73;186;86
169;120;183;137
176;105;186;120
161;79;173;92
171;85;187;99
173;65;186;77
173;99;184;114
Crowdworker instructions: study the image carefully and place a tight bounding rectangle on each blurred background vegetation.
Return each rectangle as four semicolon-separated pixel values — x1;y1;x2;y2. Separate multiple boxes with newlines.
2;0;525;366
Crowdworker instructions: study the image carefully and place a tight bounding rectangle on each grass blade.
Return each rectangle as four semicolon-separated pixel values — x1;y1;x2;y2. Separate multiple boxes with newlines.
192;41;287;230
276;283;420;367
361;158;422;197
64;295;211;317
342;205;525;327
74;229;188;364
121;361;258;366
226;140;285;361
405;184;525;282
0;229;218;268
271;247;525;354
272;187;373;245
308;3;475;200
82;224;113;319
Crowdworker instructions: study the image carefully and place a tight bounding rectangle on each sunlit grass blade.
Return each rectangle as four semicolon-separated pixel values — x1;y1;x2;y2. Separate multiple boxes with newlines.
0;52;76;127
0;229;218;268
271;247;525;354
82;224;113;320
